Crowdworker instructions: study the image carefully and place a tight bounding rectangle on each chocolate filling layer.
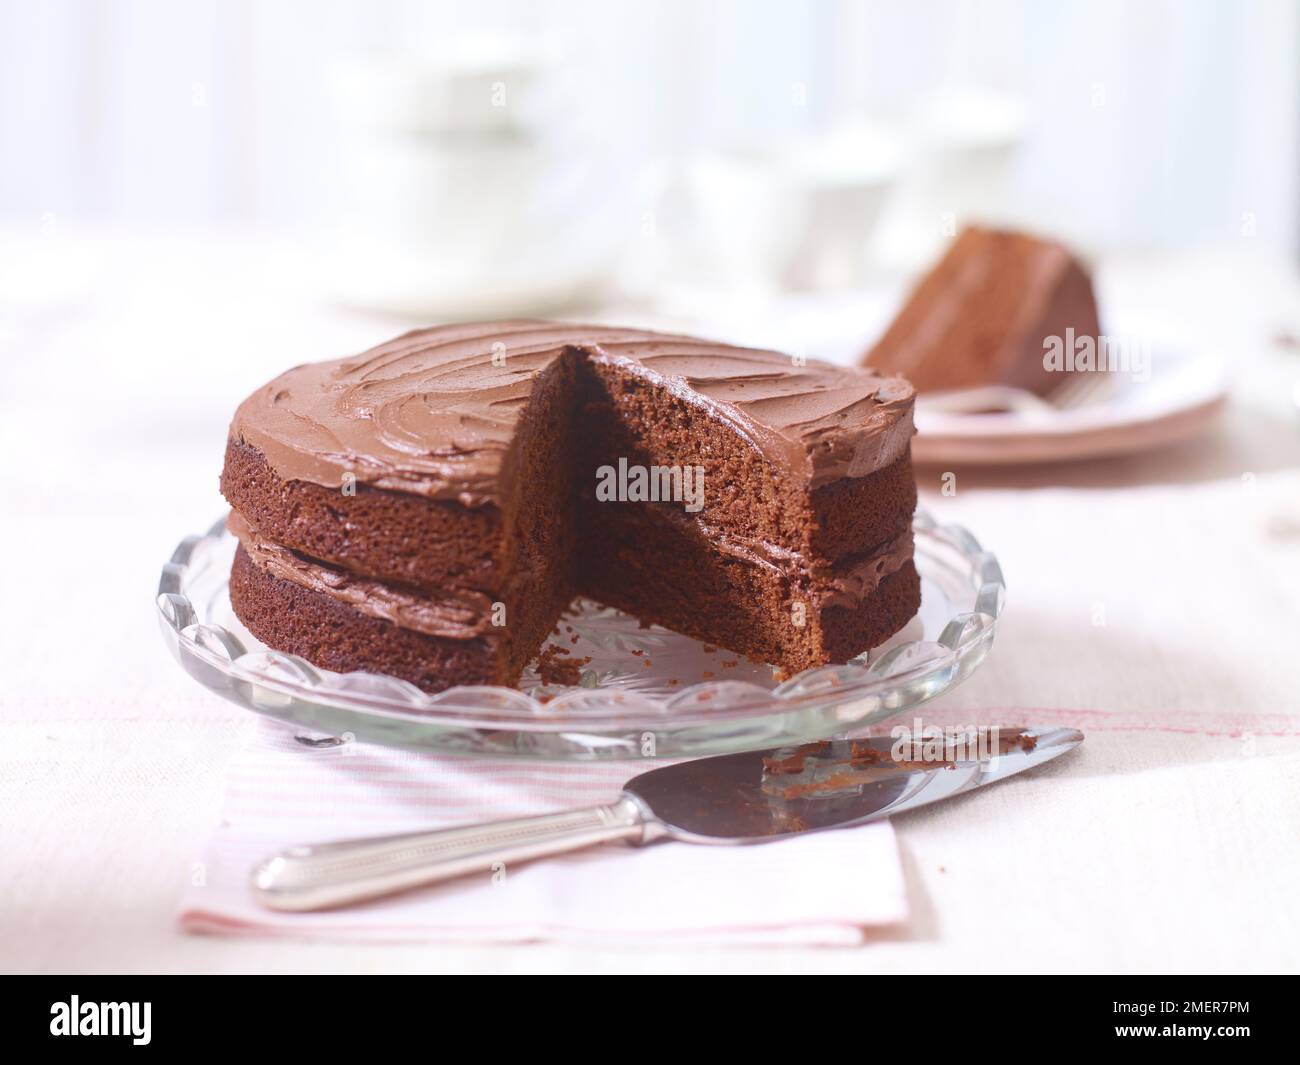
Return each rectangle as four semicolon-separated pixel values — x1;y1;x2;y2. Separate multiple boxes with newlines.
228;509;912;638
226;512;495;639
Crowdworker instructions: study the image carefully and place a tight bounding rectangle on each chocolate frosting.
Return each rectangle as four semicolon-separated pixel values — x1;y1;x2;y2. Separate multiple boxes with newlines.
227;512;495;639
230;320;914;506
818;529;915;610
653;506;914;609
227;510;909;636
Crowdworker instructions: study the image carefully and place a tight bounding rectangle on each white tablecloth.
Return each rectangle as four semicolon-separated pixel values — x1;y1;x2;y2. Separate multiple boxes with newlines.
2;227;1298;973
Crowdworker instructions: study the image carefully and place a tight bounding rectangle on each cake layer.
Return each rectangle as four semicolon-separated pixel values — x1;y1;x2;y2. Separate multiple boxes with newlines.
809;454;917;560
229;544;503;691
229;540;921;694
580;500;917;676
230;502;912;660
865;226;1100;396
817;561;921;663
226;511;495;639
223;435;917;597
221;436;500;597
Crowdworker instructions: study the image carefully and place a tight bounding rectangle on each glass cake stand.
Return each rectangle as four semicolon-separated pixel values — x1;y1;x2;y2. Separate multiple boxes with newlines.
157;508;1004;760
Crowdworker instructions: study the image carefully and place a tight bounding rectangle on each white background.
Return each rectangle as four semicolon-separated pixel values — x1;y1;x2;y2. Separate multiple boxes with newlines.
3;0;1297;257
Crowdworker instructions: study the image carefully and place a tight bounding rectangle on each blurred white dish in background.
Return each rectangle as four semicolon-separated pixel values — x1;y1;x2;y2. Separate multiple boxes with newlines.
869;85;1027;274
632;121;902;302
913;85;1027;155
332;36;545;135
779;120;903;290
680;152;804;293
325;36;619;317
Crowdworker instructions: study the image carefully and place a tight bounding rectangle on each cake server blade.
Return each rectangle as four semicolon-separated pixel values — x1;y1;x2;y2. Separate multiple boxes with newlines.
631;725;1082;842
252;726;1082;911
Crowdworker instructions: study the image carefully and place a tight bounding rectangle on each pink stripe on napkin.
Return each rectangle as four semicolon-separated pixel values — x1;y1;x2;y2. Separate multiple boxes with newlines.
178;719;909;946
181;705;1294;945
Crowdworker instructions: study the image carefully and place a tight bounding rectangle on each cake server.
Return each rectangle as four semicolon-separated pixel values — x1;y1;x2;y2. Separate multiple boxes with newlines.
251;726;1082;911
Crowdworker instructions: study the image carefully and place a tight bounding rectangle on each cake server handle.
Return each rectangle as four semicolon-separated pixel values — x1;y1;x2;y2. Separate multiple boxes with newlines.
250;795;651;912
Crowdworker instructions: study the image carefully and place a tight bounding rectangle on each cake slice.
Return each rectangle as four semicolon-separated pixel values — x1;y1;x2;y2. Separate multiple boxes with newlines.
573;344;917;671
864;225;1100;395
221;322;919;692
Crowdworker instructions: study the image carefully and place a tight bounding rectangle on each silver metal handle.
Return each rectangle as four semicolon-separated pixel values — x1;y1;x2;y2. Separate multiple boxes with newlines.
250;795;650;911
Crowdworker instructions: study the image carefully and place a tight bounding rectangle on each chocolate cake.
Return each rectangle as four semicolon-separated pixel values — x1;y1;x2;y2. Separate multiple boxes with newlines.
864;226;1100;395
221;321;919;693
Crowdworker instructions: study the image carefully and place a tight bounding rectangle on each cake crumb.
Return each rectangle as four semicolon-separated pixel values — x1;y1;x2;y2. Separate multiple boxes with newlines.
702;644;717;654
536;644;590;686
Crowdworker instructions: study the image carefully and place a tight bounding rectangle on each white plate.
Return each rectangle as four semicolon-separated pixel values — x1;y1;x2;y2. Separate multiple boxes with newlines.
911;328;1229;466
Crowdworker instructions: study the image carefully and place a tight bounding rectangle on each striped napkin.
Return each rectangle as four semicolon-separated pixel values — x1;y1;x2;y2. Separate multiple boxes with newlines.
178;717;909;946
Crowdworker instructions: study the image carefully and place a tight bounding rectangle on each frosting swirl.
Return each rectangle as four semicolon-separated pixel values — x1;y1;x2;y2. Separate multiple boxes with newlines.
230;320;915;505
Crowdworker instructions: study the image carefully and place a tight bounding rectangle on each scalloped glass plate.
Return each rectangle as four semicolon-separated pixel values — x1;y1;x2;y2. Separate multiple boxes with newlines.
157;508;1004;760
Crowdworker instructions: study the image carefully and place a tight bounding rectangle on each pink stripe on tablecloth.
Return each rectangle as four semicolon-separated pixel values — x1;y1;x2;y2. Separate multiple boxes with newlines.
178;707;1298;946
861;706;1300;737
